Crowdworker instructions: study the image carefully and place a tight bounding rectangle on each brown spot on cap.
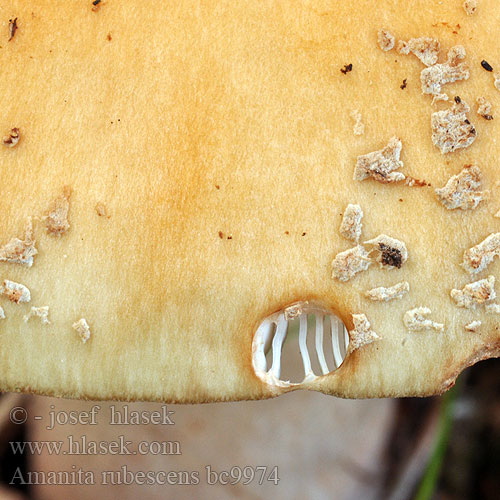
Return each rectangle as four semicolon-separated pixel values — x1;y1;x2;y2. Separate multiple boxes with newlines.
2;127;20;147
379;243;402;269
340;63;353;75
8;18;17;41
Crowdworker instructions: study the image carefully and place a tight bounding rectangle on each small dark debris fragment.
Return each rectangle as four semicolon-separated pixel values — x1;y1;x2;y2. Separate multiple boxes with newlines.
405;176;431;188
92;0;102;11
464;119;470;124
301;232;306;236
218;231;223;239
400;79;407;90
2;127;20;147
399;198;403;202
107;33;112;41
95;202;110;218
455;96;462;104
482;114;493;121
227;236;232;240
340;63;353;75
285;231;289;235
8;18;17;41
215;185;220;190
481;60;493;72
379;243;402;269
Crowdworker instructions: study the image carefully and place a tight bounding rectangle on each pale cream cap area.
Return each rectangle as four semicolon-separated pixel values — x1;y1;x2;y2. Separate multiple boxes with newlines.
0;1;498;403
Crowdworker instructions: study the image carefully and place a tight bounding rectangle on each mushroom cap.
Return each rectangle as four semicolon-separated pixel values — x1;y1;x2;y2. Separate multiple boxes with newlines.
0;0;498;402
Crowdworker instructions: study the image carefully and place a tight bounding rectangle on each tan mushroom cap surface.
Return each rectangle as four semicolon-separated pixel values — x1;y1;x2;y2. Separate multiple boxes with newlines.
0;0;498;402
